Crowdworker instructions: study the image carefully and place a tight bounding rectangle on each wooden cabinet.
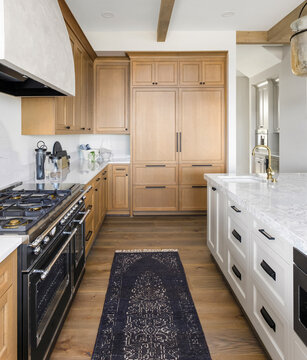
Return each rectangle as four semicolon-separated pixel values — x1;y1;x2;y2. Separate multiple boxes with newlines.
22;28;94;135
108;165;129;213
131;53;226;213
0;251;17;360
132;61;178;86
84;167;108;257
179;59;225;87
179;88;225;164
132;88;178;163
95;60;129;134
133;186;178;212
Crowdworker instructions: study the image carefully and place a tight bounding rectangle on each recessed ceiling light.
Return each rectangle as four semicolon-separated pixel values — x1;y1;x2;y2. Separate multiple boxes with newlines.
221;11;235;18
101;11;114;19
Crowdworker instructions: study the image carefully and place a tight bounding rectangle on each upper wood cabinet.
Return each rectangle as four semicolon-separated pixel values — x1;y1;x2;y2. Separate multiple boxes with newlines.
131;61;178;86
95;59;129;134
21;28;94;135
179;59;225;87
132;88;178;163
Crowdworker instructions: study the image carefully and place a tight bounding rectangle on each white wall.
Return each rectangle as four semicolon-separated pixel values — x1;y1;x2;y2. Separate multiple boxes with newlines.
279;46;307;172
236;76;250;173
0;93;130;187
87;30;237;172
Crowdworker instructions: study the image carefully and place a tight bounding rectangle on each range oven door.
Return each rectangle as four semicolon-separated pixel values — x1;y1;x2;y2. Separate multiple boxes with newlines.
23;228;76;360
294;250;307;347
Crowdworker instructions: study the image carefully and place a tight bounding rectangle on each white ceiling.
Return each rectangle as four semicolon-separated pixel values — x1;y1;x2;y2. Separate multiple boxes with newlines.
66;0;303;32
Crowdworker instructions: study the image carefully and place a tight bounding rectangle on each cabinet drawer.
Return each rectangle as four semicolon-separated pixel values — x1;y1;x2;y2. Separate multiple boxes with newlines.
133;165;177;185
252;219;291;263
179;164;224;185
179;186;207;211
252;235;291;315
113;165;129;174
227;247;248;309
252;283;289;360
227;216;249;262
85;212;94;257
133;186;178;211
227;199;249;226
0;254;14;298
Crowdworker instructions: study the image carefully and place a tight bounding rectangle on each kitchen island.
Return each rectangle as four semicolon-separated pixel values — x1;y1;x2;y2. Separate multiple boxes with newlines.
205;173;307;360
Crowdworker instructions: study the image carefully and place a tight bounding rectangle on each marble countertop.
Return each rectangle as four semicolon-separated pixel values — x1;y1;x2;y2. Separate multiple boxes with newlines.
59;155;130;185
0;156;130;263
205;173;307;255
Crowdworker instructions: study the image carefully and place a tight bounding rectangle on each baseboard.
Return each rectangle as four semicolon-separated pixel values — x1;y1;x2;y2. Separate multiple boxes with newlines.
133;211;207;216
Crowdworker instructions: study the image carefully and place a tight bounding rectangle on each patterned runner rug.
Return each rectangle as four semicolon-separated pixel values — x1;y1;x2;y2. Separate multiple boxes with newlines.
91;250;212;360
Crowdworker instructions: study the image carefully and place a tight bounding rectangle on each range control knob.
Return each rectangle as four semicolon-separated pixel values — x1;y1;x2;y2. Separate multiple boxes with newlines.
43;236;50;245
34;246;41;255
50;227;56;236
60;218;66;225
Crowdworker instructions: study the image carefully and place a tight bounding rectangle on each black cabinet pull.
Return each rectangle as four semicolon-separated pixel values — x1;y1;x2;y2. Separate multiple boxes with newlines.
145;165;166;168
179;132;182;152
88;128;91;130
65;126;70;129
192;164;213;167
125;128;128;131
260;306;276;332
95;189;98;192
104;177;107;180
85;231;93;242
232;265;242;280
192;186;207;188
145;186;166;189
232;229;242;243
231;205;241;213
260;260;276;281
81;127;85;130
259;229;275;240
152;82;155;85
212;187;217;191
96;178;101;182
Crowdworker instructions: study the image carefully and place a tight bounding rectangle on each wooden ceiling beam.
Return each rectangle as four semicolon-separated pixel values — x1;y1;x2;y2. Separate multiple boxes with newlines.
236;1;307;44
267;1;306;43
157;0;175;42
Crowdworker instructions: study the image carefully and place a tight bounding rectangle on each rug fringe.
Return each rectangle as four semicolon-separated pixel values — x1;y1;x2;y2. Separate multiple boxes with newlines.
115;249;178;253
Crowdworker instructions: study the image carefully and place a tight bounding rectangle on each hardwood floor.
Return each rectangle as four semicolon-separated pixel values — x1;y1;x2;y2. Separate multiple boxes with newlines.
51;215;268;360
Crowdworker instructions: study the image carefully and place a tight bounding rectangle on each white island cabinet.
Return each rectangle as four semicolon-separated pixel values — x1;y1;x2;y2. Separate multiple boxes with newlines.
205;174;307;360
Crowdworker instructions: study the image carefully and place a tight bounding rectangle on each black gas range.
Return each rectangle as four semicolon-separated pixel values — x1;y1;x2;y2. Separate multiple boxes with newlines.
0;182;92;360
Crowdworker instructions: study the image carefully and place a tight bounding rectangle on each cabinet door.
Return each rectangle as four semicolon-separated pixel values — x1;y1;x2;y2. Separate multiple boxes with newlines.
155;62;178;86
179;61;202;86
86;59;94;132
95;64;129;133
0;287;16;360
179;186;207;211
80;52;88;132
133;89;178;163
112;167;129;210
73;41;83;131
132;62;155;86
179;89;225;163
203;60;225;86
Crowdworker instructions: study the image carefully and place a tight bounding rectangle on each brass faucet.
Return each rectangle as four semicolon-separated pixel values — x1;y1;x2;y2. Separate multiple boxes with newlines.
252;145;277;183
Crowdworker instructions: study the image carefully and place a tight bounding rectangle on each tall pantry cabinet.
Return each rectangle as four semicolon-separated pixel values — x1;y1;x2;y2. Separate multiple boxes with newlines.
130;53;226;213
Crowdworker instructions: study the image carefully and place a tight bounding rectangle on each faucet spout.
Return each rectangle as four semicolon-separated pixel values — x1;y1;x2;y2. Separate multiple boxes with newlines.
252;145;277;183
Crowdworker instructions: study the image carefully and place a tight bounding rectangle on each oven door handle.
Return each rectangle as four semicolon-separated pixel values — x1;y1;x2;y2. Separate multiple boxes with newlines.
73;207;92;225
33;227;78;280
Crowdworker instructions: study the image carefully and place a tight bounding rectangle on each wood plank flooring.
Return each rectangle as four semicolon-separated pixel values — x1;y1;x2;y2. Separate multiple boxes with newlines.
50;215;268;360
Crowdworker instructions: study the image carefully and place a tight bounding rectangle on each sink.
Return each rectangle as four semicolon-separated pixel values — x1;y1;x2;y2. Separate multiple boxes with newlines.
218;175;264;183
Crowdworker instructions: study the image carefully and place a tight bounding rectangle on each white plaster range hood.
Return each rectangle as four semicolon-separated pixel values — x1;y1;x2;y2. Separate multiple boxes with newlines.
0;0;75;96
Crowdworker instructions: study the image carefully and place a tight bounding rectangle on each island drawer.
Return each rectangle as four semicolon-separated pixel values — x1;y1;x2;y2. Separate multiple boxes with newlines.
133;164;177;185
252;219;292;263
179;164;224;185
251;235;292;318
227;216;249;262
251;283;289;360
227;247;248;310
227;199;249;226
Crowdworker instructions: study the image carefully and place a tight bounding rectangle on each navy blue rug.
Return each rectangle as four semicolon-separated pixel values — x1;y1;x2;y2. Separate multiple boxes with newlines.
91;250;212;360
